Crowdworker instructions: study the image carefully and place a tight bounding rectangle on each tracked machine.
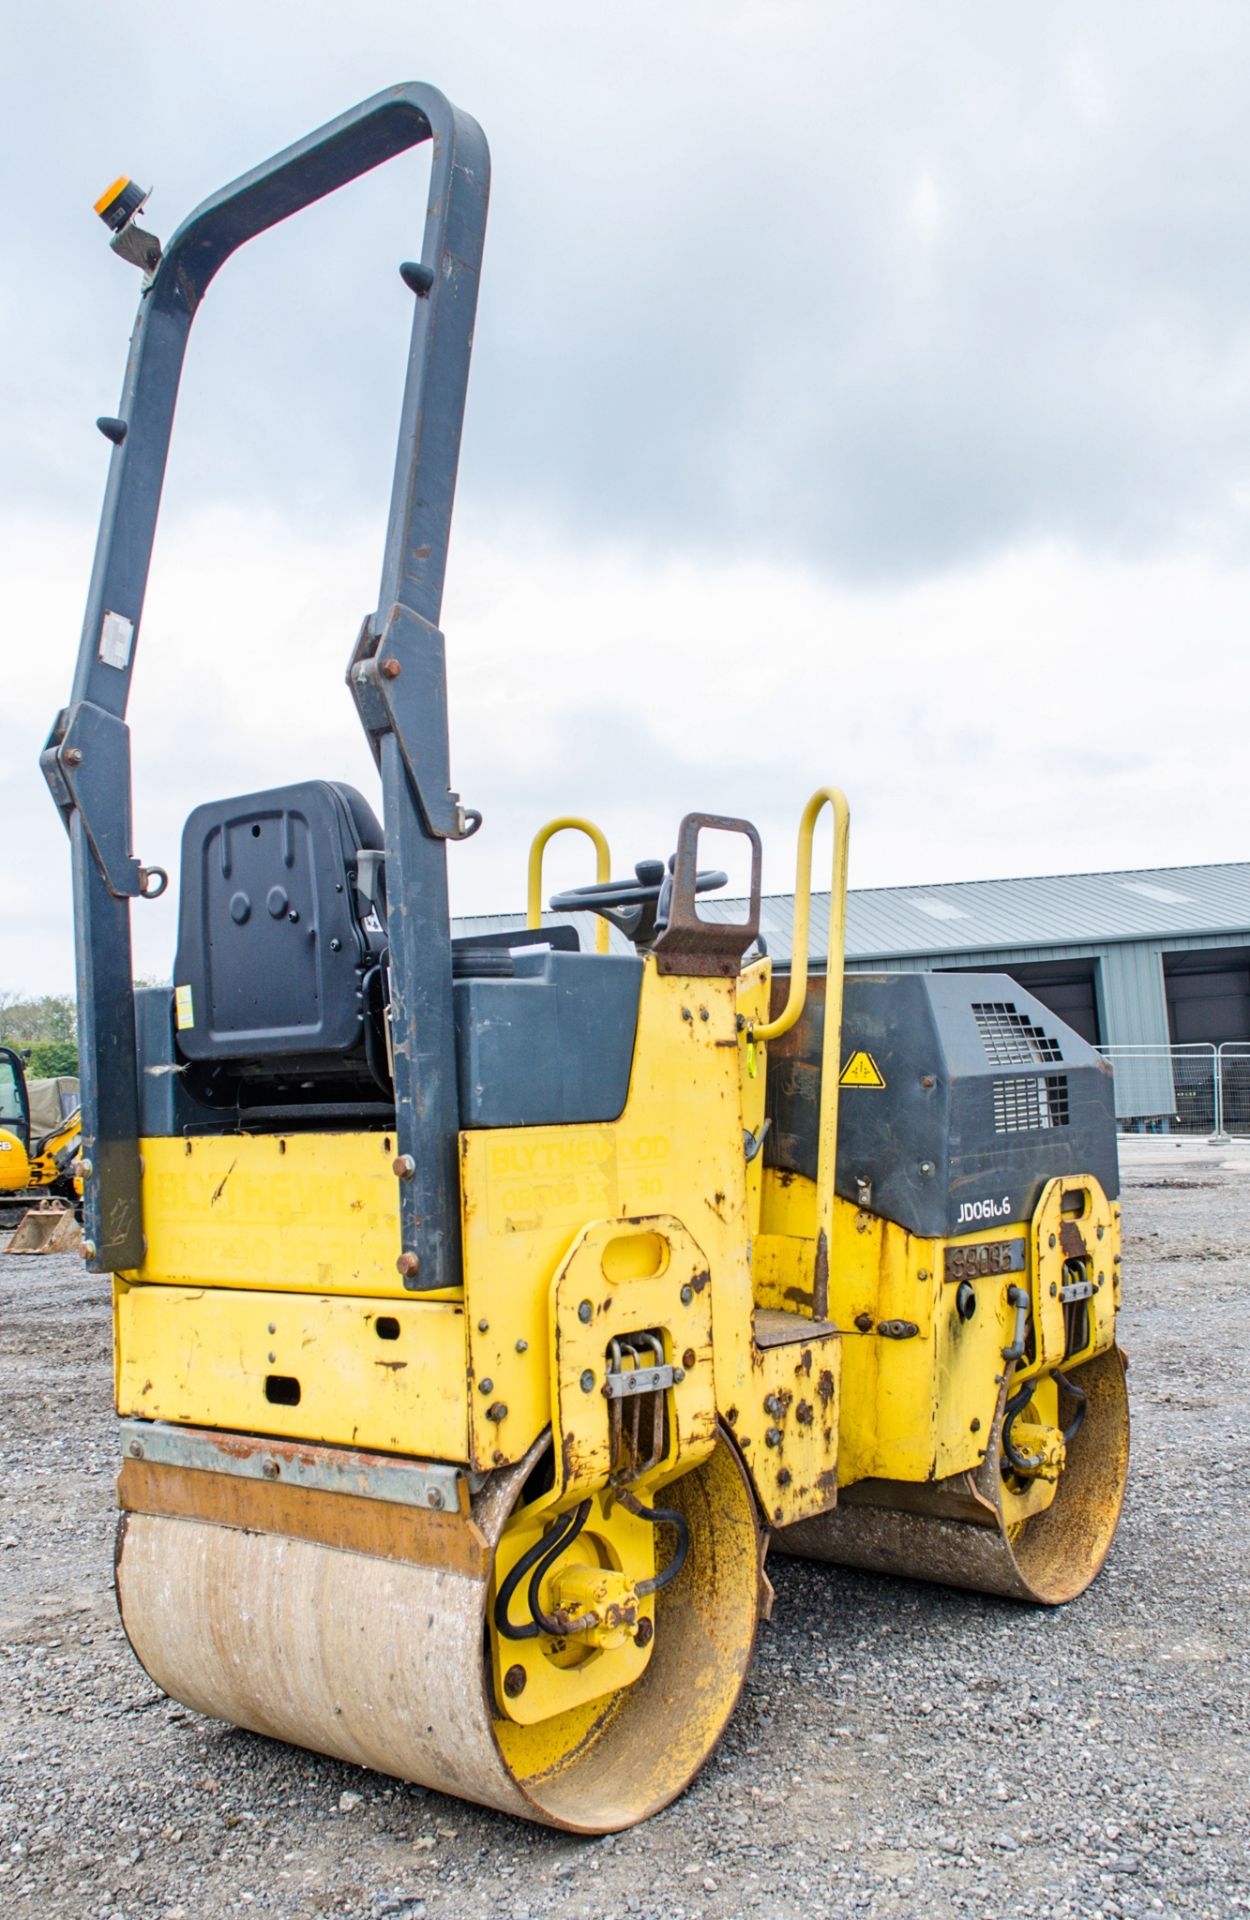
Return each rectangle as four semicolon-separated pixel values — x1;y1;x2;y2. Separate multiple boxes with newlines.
46;87;1129;1831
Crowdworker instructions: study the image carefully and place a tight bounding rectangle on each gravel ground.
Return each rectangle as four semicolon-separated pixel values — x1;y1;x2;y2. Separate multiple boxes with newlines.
2;1137;1248;1920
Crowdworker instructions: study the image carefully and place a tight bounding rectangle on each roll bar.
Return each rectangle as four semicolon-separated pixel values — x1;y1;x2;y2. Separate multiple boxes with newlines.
42;85;490;1279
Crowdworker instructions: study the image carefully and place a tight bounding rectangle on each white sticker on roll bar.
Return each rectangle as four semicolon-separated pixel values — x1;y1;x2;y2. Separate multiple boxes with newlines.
99;609;134;670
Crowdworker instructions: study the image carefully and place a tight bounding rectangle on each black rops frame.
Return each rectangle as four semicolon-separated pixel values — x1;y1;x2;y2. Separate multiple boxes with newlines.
42;84;490;1289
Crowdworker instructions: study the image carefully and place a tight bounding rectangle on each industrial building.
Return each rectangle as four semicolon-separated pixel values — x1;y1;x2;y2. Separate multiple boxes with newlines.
456;859;1250;1126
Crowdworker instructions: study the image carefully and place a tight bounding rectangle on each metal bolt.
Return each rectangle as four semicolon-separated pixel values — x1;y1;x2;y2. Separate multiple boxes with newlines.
777;1467;792;1487
504;1664;527;1697
970;1417;981;1434
330;937;342;952
128;1439;144;1459
634;1619;654;1649
578;1300;593;1324
478;1377;494;1395
478;1318;489;1332
919;1160;936;1177
267;1351;276;1364
580;1369;595;1394
63;746;83;767
268;1323;277;1335
81;1240;97;1262
396;1252;420;1279
1050;1282;1057;1297
77;1158;94;1180
486;1402;508;1423
698;1006;710;1022
921;1074;935;1089
765;1426;782;1449
380;657;401;680
262;1460;280;1481
682;1348;696;1370
680;1284;693;1306
1049;1234;1057;1249
1096;1225;1105;1240
393;1154;416;1180
672;1367;685;1383
426;1487;444;1510
916;1269;929;1282
515;1338;529;1353
681;1007;693;1022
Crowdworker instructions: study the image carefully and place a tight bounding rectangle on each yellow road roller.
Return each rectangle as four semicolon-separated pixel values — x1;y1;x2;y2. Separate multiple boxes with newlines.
44;85;1128;1832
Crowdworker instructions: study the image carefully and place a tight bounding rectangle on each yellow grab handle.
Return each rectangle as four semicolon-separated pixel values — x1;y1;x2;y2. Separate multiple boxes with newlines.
526;817;612;955
749;787;850;1321
751;787;850;1044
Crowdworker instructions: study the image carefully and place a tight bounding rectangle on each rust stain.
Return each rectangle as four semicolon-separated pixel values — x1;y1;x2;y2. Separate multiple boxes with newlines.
795;1399;813;1426
812;1228;830;1321
817;1368;836;1409
689;1269;711;1294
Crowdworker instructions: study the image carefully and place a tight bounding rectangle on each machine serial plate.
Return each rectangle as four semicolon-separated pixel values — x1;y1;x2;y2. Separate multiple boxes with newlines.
944;1239;1026;1282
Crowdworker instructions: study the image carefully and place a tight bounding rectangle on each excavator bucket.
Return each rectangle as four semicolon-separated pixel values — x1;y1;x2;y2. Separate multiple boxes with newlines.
5;1198;83;1255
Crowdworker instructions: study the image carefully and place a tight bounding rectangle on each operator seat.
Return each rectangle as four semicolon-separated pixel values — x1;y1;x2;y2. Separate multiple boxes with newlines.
165;780;643;1130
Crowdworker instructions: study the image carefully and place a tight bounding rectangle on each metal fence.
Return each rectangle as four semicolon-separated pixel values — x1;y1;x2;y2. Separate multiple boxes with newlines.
1095;1042;1250;1138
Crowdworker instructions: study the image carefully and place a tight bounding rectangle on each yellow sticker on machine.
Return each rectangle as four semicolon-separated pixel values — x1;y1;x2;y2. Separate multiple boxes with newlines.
839;1049;885;1088
174;983;195;1031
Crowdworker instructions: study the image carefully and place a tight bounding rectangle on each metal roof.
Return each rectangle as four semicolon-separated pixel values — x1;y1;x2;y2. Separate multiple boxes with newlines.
453;860;1250;964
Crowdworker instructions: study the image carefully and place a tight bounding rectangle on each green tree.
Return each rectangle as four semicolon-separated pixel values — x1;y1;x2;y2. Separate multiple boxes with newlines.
0;992;78;1051
25;1040;79;1078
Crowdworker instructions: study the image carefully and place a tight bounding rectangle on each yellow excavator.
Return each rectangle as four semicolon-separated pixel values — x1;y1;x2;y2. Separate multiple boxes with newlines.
0;1047;82;1251
45;86;1128;1832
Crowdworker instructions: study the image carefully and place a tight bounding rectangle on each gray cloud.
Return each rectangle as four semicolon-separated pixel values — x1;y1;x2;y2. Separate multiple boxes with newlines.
10;2;1250;583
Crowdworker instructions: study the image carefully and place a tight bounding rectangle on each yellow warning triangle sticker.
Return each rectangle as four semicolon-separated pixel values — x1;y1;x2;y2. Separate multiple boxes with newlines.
839;1050;886;1088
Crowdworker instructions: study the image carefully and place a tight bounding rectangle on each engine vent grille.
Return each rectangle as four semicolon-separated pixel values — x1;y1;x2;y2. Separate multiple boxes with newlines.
973;1001;1064;1066
993;1074;1070;1133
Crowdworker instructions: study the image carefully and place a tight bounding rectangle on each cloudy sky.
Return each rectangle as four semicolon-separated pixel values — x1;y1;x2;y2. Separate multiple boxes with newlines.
3;2;1247;993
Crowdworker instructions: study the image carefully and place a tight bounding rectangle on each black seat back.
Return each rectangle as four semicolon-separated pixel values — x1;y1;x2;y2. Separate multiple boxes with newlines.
173;781;388;1102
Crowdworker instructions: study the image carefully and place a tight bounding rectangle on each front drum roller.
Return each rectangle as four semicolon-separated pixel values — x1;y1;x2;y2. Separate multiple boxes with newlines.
115;1430;761;1833
773;1346;1129;1605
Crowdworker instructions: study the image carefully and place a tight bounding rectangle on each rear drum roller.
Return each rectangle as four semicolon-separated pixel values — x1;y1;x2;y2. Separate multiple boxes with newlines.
773;1346;1129;1605
115;1429;761;1832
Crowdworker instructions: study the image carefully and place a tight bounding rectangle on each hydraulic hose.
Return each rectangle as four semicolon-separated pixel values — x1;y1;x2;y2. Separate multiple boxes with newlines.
493;1501;590;1641
1054;1367;1088;1444
614;1488;690;1597
1000;1380;1045;1476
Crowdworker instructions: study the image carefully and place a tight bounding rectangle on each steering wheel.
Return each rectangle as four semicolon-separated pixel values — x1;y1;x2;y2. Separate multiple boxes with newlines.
549;859;729;947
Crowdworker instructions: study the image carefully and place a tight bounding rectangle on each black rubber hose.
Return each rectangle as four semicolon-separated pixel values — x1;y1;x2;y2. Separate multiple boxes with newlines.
1054;1367;1088;1444
527;1500;593;1635
493;1502;587;1642
1000;1380;1045;1476
620;1493;690;1598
